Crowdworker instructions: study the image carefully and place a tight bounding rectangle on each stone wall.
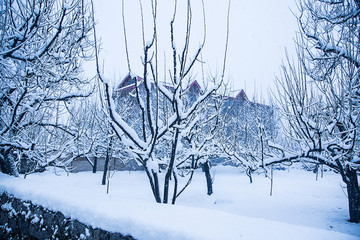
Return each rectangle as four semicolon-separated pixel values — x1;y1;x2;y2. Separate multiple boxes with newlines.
0;192;136;240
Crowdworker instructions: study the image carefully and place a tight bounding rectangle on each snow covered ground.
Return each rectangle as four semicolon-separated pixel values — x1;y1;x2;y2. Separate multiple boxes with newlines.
0;166;359;240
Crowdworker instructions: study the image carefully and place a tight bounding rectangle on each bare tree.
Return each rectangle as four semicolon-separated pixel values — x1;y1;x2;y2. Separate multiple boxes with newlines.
266;0;360;223
271;54;360;222
214;90;279;184
92;0;229;204
171;87;228;199
0;0;94;176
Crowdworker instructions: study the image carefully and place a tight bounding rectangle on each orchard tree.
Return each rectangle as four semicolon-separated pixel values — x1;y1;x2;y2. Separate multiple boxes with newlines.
170;86;228;199
0;0;93;176
268;0;360;223
92;0;229;204
215;92;279;183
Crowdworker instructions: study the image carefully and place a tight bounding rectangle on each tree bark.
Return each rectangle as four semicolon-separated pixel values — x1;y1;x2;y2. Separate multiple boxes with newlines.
346;168;360;223
171;171;178;204
92;156;98;173
152;170;161;203
144;166;161;203
163;127;180;203
246;167;253;184
102;137;113;185
202;161;213;195
0;148;19;177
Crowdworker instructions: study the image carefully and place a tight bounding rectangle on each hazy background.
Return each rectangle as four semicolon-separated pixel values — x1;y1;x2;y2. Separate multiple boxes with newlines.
89;0;298;103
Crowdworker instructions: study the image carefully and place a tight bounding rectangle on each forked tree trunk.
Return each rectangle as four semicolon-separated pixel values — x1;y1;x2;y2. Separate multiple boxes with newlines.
246;167;253;184
346;169;360;223
163;127;180;204
144;166;161;203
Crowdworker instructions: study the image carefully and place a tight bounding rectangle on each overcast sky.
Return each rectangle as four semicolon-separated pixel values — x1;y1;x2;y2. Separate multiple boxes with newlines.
91;0;298;102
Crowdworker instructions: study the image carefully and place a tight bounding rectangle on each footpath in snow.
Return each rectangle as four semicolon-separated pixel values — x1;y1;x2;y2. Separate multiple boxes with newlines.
0;167;359;240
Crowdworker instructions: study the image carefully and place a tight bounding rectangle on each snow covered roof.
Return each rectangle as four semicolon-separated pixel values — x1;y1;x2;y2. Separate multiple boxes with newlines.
114;72;251;104
114;72;202;96
235;90;249;102
183;80;202;94
114;72;144;93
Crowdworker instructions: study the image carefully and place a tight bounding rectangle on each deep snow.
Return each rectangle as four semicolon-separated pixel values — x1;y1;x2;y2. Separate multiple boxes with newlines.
0;166;359;240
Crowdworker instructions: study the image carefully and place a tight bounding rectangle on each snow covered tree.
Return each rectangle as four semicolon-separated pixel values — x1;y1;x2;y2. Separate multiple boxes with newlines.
66;98;106;173
273;57;360;223
92;0;229;203
169;84;228;199
0;0;93;176
214;90;279;183
267;0;360;223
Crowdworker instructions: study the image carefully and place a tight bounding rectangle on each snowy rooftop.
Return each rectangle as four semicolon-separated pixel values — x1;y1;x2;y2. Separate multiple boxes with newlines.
114;72;250;102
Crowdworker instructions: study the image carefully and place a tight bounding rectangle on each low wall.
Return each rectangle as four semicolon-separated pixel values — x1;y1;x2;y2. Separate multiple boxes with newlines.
0;192;136;240
70;158;144;173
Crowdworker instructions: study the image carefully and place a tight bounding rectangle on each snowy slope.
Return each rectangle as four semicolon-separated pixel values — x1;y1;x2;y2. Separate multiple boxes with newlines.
0;167;359;240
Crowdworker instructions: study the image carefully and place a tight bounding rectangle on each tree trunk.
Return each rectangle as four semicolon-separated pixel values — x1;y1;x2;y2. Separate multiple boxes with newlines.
246;167;253;184
102;155;109;186
202;161;213;195
163;128;180;203
171;171;178;204
0;148;19;177
93;156;98;173
93;146;98;173
144;166;161;203
346;168;360;223
102;137;113;185
152;170;161;203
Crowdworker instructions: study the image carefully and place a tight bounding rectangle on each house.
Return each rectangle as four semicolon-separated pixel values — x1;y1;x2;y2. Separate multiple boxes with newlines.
115;72;276;131
114;72;251;106
111;72;277;167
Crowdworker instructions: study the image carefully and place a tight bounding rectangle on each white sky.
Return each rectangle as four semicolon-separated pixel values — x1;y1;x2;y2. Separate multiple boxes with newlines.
90;0;298;103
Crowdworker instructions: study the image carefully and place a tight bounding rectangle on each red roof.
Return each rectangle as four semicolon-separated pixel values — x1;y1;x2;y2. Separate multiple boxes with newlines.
115;72;252;104
183;80;202;94
115;72;143;93
235;90;249;102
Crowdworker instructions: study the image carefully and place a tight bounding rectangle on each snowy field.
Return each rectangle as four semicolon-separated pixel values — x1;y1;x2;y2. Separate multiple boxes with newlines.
0;166;359;240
